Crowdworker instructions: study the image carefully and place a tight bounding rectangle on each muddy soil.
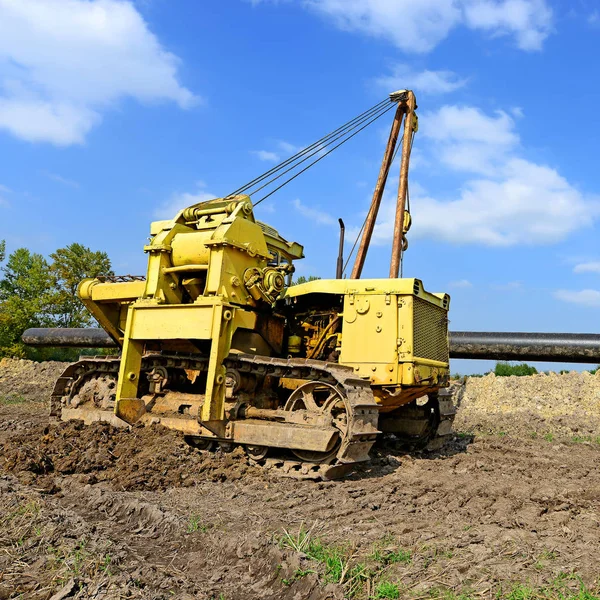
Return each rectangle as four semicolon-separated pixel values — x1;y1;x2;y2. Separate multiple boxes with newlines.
0;359;69;403
1;401;600;599
1;362;600;599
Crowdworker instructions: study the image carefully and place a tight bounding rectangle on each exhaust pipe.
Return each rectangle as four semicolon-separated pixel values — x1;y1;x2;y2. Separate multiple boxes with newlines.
336;218;345;279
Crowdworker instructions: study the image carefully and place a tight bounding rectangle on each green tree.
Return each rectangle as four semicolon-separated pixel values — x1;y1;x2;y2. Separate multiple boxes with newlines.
49;243;113;327
0;243;113;358
0;240;5;262
0;248;54;357
494;362;538;376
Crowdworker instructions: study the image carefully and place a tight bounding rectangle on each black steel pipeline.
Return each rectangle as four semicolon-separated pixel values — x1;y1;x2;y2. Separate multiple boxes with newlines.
22;328;118;348
450;331;600;364
21;328;600;364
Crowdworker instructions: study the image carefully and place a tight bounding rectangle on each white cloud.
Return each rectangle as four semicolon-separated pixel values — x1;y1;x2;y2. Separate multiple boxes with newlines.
449;279;473;288
250;140;304;163
421;105;518;175
422;106;518;146
299;0;552;53
277;140;303;154
463;0;553;50
291;198;336;226
0;0;196;146
155;184;215;219
258;202;276;214
375;65;468;95
252;150;280;162
304;0;461;53
554;289;600;308
411;159;598;245
351;103;599;247
574;262;600;274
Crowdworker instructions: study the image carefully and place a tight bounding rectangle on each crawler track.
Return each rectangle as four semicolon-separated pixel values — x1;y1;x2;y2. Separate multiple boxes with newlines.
51;355;453;479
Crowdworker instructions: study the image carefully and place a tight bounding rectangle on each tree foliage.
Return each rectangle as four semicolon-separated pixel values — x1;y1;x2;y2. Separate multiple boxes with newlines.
0;248;53;357
49;243;113;327
0;242;113;358
494;362;538;377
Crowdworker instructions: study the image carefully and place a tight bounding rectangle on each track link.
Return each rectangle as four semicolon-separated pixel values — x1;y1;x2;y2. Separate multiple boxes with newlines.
376;388;456;453
425;387;456;451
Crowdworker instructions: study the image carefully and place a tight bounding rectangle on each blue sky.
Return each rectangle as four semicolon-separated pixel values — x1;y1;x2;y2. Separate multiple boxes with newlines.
0;0;599;373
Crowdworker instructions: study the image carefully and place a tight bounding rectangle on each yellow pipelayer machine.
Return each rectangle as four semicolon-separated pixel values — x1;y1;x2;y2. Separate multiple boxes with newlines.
53;91;453;479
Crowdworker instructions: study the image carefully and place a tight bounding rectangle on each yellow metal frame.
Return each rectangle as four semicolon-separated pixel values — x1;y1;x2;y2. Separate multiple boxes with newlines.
78;195;304;426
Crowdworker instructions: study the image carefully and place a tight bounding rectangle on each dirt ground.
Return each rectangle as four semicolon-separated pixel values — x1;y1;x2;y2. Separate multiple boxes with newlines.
1;361;600;600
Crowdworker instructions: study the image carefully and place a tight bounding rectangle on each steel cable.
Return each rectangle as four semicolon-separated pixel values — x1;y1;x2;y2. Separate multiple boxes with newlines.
228;98;390;198
254;102;396;206
250;101;393;199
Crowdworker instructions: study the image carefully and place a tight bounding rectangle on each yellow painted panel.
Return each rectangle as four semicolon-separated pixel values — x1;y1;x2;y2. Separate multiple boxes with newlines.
285;278;448;308
340;294;398;365
129;304;216;340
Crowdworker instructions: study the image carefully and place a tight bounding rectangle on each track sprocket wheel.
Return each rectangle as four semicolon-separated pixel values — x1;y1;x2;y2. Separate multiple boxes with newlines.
283;381;349;463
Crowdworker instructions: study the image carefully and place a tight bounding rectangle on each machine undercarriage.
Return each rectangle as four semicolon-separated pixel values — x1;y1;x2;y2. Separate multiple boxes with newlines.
51;351;455;480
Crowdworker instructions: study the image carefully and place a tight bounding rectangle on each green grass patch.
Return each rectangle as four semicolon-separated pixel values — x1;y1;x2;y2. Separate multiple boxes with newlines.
374;581;401;599
428;590;476;600
0;393;27;405
1;499;41;526
279;524;374;595
187;515;211;533
498;573;600;600
279;527;416;597
301;537;347;583
370;545;412;565
281;568;314;586
279;525;349;583
570;435;600;445
48;538;91;579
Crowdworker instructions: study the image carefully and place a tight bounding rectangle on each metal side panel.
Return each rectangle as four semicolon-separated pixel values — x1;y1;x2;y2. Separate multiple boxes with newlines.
232;420;339;452
129;303;217;340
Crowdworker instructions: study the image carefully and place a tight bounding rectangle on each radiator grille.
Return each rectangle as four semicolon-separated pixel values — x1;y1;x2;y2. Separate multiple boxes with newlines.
413;297;449;363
